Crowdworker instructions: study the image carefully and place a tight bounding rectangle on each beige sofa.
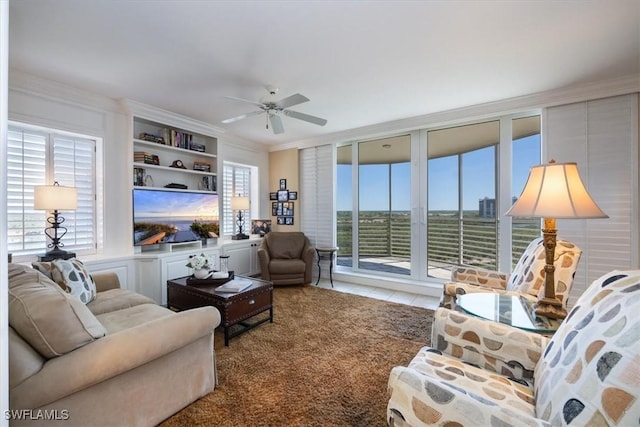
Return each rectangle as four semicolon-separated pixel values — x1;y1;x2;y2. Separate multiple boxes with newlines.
8;263;221;426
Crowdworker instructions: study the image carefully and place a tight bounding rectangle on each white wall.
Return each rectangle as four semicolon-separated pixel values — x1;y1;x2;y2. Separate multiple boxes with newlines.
1;2;10;424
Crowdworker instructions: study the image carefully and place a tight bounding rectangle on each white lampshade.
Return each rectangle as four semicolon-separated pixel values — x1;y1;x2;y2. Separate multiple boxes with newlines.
231;196;250;210
506;161;607;219
34;184;78;210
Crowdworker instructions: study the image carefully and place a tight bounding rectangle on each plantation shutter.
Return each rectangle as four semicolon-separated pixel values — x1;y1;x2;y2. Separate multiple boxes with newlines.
300;145;334;249
222;162;251;235
545;93;638;305
7;125;96;256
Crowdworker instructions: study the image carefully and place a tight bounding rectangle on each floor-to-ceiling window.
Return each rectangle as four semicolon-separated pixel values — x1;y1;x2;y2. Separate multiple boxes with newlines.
357;135;411;275
427;121;498;277
335;113;541;281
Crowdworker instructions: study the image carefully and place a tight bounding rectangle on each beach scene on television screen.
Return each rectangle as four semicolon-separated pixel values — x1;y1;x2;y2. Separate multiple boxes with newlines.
133;190;219;246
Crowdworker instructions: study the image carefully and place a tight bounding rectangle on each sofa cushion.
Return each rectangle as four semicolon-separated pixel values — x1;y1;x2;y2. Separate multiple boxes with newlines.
8;263;107;359
269;258;307;274
96;303;175;334
87;288;156;315
33;258;98;304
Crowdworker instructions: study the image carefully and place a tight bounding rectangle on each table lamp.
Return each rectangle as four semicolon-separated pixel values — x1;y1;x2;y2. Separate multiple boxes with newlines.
506;160;607;319
231;195;250;240
34;181;78;260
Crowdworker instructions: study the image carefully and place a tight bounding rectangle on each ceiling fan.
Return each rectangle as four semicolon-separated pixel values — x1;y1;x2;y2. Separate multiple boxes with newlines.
221;86;327;134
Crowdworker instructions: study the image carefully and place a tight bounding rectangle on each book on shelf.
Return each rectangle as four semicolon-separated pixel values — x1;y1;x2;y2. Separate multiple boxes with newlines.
215;278;253;293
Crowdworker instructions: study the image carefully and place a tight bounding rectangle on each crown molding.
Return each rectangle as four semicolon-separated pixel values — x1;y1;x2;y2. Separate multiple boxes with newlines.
9;69;122;114
121;99;225;138
270;73;640;152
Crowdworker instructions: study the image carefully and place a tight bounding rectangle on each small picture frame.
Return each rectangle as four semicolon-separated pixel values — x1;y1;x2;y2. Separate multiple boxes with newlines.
288;191;298;200
272;202;279;216
251;219;272;235
277;216;285;225
277;190;289;202
269;192;278;200
279;179;287;190
285;217;294;225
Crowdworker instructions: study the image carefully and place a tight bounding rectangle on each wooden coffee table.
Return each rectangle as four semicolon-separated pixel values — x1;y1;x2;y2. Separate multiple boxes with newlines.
167;275;273;346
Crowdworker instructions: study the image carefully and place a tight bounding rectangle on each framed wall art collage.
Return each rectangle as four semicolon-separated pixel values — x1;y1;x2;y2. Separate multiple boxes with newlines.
269;179;297;226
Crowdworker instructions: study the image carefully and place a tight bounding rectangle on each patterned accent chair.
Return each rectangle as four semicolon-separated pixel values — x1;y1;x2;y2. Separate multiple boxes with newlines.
388;270;640;426
441;237;582;311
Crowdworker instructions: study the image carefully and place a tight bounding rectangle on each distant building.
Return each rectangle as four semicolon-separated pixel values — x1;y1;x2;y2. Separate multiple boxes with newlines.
478;197;495;218
479;196;519;217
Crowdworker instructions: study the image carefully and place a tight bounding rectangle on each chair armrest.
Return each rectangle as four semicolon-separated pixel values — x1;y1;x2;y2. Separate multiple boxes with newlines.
431;308;549;381
91;272;121;292
388;366;550;427
257;247;271;280
302;246;316;283
11;306;220;409
451;266;508;290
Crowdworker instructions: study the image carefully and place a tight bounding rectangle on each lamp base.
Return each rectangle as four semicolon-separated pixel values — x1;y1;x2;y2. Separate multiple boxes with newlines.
38;250;76;262
534;297;567;320
232;234;249;240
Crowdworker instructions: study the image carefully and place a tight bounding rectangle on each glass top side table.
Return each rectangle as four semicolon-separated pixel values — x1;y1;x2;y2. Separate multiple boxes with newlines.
457;293;561;334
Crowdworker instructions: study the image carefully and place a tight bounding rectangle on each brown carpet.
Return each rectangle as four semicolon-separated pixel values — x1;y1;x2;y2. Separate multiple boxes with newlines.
160;285;433;427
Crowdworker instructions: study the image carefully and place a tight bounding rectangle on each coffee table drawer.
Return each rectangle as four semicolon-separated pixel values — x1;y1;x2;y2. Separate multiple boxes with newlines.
226;289;272;324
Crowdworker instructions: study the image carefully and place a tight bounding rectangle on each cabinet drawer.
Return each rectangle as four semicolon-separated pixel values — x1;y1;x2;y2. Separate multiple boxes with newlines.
226;290;272;324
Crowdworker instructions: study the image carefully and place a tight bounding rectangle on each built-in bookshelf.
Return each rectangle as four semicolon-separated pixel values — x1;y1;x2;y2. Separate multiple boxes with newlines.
131;115;218;193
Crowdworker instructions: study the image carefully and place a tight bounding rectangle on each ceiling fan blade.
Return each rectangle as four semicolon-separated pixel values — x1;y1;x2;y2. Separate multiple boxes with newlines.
274;93;309;109
269;114;285;134
221;110;263;124
284;110;328;126
224;95;265;109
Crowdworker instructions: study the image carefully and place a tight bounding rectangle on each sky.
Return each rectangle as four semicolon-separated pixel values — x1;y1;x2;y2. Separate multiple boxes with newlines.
337;134;540;212
133;188;219;219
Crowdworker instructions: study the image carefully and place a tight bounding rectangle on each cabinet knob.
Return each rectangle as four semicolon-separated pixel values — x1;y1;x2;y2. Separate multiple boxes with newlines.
248;299;255;305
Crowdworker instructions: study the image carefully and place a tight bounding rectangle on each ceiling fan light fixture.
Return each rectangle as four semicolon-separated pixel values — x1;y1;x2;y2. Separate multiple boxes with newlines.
222;87;327;134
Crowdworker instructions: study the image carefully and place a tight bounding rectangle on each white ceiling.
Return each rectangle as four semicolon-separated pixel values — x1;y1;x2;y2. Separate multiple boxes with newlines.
8;0;640;146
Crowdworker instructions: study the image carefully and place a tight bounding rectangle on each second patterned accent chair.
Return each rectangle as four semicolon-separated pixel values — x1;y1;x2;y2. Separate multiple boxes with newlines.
388;270;640;426
440;237;582;311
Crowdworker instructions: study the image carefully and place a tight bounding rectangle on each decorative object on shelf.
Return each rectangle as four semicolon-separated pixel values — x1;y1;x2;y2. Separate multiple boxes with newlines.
144;174;154;187
199;175;215;192
231;196;250;240
251;219;272;236
186;253;213;279
151;155;160;165
170;159;187;169
34;181;78;261
506;160;608;319
134;167;145;186
164;183;188;189
138;132;165;144
193;161;211;172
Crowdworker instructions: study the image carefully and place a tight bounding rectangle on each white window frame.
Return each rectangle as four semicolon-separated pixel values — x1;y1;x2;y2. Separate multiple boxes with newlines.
222;161;255;236
7;122;98;260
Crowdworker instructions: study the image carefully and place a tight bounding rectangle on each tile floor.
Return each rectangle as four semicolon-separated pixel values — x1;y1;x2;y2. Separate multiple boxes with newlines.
314;278;441;311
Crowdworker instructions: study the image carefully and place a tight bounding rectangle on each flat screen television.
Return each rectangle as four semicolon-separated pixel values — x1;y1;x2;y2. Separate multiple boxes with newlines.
133;188;219;246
